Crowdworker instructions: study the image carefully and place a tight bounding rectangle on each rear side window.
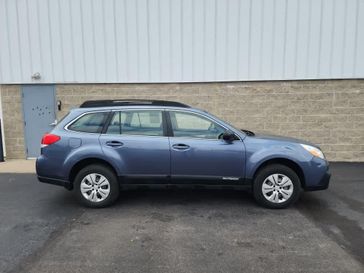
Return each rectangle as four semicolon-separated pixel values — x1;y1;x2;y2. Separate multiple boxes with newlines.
106;110;163;136
68;112;109;133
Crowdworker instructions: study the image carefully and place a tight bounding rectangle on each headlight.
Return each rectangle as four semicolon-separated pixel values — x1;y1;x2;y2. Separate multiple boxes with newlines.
300;144;325;160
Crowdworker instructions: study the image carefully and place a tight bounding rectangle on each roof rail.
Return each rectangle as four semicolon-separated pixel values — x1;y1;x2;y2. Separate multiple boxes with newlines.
79;99;190;108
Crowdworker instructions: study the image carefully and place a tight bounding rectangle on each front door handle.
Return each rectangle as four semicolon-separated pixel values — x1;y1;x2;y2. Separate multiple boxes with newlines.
172;143;190;150
105;141;124;147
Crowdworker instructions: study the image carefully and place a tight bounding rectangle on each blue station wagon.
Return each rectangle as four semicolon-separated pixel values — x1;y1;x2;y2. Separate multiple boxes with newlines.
36;100;330;208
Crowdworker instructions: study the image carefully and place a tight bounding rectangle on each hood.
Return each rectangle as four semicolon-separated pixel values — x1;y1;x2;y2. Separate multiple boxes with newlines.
250;133;316;146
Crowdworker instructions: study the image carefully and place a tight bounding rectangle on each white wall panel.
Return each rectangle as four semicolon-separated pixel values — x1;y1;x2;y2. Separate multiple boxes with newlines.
319;0;334;78
0;0;363;84
356;0;364;77
260;0;274;79
284;0;299;79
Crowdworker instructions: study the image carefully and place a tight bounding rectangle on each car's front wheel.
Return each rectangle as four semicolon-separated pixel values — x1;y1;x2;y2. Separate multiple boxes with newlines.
253;164;301;209
74;164;119;208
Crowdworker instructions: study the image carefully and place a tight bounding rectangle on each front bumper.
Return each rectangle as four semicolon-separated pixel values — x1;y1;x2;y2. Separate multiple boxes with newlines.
304;170;331;191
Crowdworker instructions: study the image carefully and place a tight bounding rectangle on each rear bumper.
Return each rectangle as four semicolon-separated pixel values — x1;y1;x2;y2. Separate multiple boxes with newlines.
37;176;72;190
304;170;331;191
36;155;72;190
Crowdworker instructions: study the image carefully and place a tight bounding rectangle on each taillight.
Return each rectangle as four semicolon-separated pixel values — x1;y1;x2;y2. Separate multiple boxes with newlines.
41;133;61;148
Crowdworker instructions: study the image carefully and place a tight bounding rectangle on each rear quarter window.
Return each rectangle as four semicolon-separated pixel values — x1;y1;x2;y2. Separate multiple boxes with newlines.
68;112;109;133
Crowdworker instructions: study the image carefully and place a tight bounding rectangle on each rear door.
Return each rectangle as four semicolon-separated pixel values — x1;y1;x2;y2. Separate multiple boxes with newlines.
99;109;170;182
168;110;246;184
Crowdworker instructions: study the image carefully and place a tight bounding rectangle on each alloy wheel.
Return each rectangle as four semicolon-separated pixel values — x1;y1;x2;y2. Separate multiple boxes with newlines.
80;173;111;202
261;173;294;203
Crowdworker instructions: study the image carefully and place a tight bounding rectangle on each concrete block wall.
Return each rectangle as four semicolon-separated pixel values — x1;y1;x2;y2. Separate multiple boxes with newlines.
1;80;364;161
0;85;26;159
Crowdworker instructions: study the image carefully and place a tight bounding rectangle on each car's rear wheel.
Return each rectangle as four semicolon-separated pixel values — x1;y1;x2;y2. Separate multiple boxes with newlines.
74;164;119;208
253;164;301;209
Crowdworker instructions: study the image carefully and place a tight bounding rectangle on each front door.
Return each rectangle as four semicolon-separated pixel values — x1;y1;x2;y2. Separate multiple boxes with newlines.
22;85;56;158
168;110;246;184
99;109;170;182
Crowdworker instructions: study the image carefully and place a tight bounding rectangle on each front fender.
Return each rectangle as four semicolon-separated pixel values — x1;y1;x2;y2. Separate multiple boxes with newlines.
245;143;311;179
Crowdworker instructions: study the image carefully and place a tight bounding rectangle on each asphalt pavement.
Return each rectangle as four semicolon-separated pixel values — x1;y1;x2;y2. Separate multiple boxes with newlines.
0;163;363;273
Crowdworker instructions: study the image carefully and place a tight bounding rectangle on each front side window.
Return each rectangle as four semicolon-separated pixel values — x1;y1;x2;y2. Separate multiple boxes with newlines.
106;110;163;136
68;112;109;133
170;111;225;139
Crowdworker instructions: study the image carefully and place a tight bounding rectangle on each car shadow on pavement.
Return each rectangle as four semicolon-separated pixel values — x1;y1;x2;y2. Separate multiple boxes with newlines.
113;188;256;207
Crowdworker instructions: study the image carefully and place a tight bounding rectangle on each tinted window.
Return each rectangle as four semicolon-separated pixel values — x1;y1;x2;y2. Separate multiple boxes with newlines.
170;111;225;139
106;110;163;136
68;112;109;133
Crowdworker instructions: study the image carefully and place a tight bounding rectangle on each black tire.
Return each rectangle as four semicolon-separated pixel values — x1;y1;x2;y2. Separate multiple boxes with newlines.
253;164;301;209
74;164;119;208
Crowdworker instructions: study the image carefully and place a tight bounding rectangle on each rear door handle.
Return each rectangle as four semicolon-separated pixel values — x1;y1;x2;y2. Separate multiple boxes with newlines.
172;143;190;150
105;141;124;147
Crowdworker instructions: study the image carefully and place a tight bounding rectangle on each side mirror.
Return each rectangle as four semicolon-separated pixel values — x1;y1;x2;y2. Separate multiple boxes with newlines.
222;131;236;142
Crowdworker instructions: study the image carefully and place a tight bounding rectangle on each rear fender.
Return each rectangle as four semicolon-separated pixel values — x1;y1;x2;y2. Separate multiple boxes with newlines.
63;146;123;179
